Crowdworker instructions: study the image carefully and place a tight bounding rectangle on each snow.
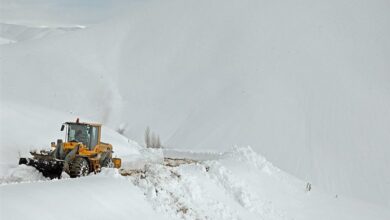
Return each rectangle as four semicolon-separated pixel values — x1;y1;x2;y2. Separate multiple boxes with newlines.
3;146;386;220
216;147;390;220
1;0;390;219
125;146;390;220
1;111;388;220
0;165;48;184
0;36;15;45
0;171;167;220
163;148;225;161
0;23;86;44
0;106;389;219
1;0;389;206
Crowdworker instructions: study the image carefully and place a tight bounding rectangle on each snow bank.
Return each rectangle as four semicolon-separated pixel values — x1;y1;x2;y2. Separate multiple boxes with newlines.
127;163;263;219
126;146;390;220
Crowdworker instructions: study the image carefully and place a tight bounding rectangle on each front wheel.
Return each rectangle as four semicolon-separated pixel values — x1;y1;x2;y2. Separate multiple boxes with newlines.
102;158;114;168
69;157;89;178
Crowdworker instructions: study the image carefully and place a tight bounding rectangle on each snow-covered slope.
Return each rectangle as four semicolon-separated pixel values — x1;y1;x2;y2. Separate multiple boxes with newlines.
1;0;389;207
1;102;387;220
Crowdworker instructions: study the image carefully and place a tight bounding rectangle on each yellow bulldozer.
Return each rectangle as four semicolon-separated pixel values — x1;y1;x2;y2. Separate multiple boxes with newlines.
19;119;121;178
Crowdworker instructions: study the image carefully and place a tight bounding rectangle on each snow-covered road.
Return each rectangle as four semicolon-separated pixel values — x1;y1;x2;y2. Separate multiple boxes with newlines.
0;169;166;220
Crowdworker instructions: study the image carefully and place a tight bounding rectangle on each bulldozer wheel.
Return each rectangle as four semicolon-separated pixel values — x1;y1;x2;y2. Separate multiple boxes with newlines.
69;157;89;178
102;158;114;168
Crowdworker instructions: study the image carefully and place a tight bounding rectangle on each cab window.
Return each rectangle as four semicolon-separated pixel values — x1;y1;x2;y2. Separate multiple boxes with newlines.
90;126;99;148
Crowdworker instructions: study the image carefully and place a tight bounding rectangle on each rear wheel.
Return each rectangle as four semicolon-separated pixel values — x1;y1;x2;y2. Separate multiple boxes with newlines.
69;157;89;178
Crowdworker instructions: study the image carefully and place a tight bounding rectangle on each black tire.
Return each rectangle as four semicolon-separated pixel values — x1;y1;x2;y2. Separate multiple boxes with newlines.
69;157;89;178
102;157;114;168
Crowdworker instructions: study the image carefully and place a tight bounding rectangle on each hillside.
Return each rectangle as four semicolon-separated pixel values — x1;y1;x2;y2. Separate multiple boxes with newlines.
1;0;389;208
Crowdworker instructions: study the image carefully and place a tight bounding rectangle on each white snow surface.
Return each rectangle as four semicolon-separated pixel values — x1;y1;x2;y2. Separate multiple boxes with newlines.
0;23;85;44
0;101;388;219
1;0;389;206
0;36;15;45
0;170;167;220
1;0;390;214
1;146;389;220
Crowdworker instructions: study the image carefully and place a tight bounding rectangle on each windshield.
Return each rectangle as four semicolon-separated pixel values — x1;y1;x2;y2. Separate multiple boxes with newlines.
66;124;98;149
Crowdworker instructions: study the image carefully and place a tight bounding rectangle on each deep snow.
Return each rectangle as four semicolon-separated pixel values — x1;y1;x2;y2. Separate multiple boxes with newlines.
1;0;390;216
1;100;389;219
0;170;168;220
1;146;389;220
1;0;389;206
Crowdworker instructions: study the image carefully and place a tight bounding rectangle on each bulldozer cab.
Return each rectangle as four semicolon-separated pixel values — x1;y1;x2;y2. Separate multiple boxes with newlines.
62;122;101;150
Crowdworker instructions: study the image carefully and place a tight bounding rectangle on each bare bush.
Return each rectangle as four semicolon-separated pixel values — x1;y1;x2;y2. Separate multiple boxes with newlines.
145;126;151;148
145;126;162;148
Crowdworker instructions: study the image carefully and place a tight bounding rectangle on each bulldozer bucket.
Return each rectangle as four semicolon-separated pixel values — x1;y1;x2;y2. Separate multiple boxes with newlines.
19;157;64;179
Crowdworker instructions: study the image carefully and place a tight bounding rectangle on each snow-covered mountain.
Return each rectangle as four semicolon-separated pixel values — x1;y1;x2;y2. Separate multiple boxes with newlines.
1;0;389;214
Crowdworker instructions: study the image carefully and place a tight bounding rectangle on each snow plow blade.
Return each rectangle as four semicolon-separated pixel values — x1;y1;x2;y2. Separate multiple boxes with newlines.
19;157;64;179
